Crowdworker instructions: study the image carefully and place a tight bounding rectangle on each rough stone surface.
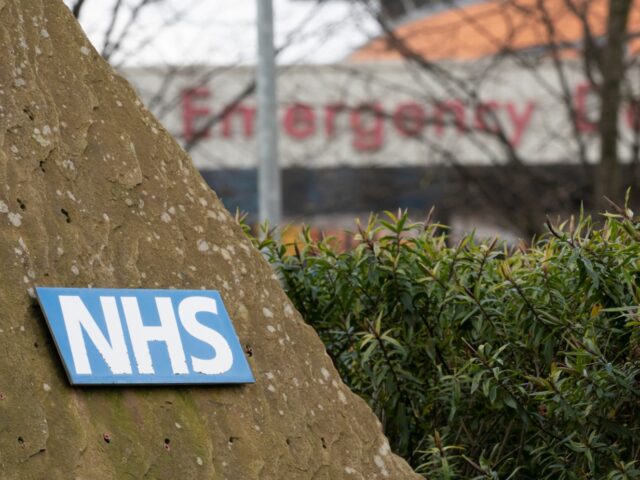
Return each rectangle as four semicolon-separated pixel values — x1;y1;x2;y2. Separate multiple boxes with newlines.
0;1;420;478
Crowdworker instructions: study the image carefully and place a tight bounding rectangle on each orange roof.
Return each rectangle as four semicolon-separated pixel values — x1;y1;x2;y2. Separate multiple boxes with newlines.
349;0;640;62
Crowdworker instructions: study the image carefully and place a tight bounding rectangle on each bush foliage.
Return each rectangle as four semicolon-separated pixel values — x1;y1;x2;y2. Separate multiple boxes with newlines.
245;206;640;479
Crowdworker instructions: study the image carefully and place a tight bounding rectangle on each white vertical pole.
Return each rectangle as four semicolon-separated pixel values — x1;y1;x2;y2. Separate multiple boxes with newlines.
256;0;281;230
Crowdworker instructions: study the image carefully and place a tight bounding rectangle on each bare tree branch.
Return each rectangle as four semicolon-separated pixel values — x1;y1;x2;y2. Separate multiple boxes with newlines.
71;0;87;19
101;0;124;59
596;0;633;205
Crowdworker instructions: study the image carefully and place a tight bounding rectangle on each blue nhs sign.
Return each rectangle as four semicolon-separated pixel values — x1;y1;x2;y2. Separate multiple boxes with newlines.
35;288;254;385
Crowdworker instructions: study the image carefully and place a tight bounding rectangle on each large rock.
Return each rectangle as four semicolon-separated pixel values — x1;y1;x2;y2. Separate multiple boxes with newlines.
0;1;420;478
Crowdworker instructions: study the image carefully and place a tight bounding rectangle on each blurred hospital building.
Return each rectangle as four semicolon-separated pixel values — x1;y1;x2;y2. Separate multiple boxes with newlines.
124;0;640;241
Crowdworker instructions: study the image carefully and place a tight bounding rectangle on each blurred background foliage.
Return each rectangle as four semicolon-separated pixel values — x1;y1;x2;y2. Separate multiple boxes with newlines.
243;201;640;478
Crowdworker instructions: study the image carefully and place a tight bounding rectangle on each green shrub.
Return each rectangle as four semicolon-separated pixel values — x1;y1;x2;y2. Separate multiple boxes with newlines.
244;206;640;479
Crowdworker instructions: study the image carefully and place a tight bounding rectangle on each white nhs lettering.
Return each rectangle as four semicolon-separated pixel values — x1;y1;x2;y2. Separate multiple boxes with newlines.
58;295;233;376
